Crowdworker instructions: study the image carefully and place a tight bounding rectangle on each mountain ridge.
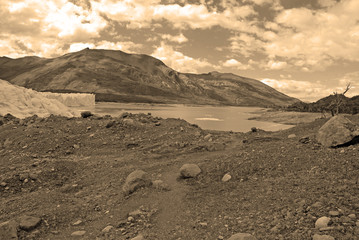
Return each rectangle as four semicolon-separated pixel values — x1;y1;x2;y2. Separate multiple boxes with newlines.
0;48;299;107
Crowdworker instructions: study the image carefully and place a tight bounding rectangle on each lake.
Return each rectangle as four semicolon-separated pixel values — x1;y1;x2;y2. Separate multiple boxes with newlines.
78;102;293;132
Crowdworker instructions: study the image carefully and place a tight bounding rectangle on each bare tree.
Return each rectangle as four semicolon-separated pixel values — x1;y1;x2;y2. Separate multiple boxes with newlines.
329;83;351;116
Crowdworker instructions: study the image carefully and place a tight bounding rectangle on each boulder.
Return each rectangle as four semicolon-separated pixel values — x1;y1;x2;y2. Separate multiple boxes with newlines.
122;170;152;195
228;232;257;240
179;164;201;178
19;215;41;231
317;115;359;147
0;220;18;240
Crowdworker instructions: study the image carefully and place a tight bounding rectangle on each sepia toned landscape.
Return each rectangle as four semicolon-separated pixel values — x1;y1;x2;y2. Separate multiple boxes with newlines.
1;0;359;240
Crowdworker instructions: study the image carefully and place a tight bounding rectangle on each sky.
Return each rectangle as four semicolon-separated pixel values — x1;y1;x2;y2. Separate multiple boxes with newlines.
1;0;359;102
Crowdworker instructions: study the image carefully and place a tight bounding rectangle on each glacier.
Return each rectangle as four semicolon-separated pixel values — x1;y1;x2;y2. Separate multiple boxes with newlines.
0;79;95;118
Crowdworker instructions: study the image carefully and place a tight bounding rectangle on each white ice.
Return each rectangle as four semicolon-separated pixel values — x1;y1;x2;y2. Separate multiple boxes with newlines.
0;79;95;118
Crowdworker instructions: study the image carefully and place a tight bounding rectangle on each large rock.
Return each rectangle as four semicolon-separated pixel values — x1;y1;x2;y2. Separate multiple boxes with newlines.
228;232;257;240
0;220;18;240
122;170;152;195
317;115;359;147
179;164;201;178
19;215;41;231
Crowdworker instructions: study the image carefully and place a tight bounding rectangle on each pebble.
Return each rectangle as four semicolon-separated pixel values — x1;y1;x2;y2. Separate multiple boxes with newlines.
288;134;296;138
328;211;340;217
222;173;232;182
19;215;41;231
71;231;86;236
0;182;7;187
228;232;257;240
348;214;356;219
315;217;331;228
101;225;113;233
312;234;335;240
72;220;82;226
130;234;145;240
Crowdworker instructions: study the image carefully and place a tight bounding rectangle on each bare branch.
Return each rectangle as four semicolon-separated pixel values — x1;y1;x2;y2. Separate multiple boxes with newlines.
343;82;351;95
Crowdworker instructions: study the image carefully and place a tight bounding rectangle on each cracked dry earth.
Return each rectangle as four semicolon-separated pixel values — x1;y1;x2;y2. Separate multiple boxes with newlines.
0;113;359;240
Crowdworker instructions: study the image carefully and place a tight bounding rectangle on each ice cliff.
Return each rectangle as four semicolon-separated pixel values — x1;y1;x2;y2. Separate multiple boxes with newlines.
0;79;95;118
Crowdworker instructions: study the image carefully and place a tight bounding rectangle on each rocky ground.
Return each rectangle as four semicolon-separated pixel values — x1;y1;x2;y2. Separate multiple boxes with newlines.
0;112;358;240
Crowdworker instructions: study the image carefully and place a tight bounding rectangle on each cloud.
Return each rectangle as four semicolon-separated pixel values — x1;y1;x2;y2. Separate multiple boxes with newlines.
161;33;188;43
265;0;359;70
151;43;215;73
266;60;287;70
222;59;253;70
261;78;331;102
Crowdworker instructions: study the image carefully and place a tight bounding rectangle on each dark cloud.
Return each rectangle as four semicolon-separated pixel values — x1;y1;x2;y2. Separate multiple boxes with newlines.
68;0;92;10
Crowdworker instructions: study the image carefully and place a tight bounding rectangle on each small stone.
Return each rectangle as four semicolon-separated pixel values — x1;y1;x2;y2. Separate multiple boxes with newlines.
19;215;41;231
81;111;93;118
315;217;331;229
127;216;135;222
288;134;296;139
23;179;29;183
356;220;359;227
204;134;212;141
72;220;82;226
228;233;257;240
130;234;145;240
29;172;38;180
329;211;340;217
179;164;201;178
348;214;356;219
0;220;18;240
19;173;29;181
73;144;80;149
312;234;335;240
339;216;351;223
86;126;91;130
102;225;113;233
199;222;208;227
218;236;224;240
105;121;116;128
319;227;335;231
71;231;86;236
222;173;232;182
128;210;142;218
0;182;7;187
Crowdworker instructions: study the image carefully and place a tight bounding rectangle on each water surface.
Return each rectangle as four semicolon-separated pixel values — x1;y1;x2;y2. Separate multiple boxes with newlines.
79;102;292;132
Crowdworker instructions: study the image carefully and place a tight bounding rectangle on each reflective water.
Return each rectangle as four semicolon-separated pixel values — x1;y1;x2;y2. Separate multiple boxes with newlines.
78;102;292;132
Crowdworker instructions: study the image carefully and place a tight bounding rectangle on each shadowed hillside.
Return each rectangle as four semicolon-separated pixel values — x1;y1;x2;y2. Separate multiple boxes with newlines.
0;48;298;107
286;94;359;115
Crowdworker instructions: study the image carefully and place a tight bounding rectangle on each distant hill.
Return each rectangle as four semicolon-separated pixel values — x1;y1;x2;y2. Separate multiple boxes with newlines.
0;48;299;107
286;94;359;114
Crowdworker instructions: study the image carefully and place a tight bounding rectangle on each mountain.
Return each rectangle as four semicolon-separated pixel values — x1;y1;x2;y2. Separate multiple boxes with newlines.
0;48;298;107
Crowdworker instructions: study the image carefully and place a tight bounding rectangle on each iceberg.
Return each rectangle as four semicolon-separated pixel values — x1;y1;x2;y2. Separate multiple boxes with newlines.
0;79;95;118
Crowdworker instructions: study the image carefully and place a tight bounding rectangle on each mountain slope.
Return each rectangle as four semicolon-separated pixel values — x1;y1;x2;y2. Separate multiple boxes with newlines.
0;48;298;107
